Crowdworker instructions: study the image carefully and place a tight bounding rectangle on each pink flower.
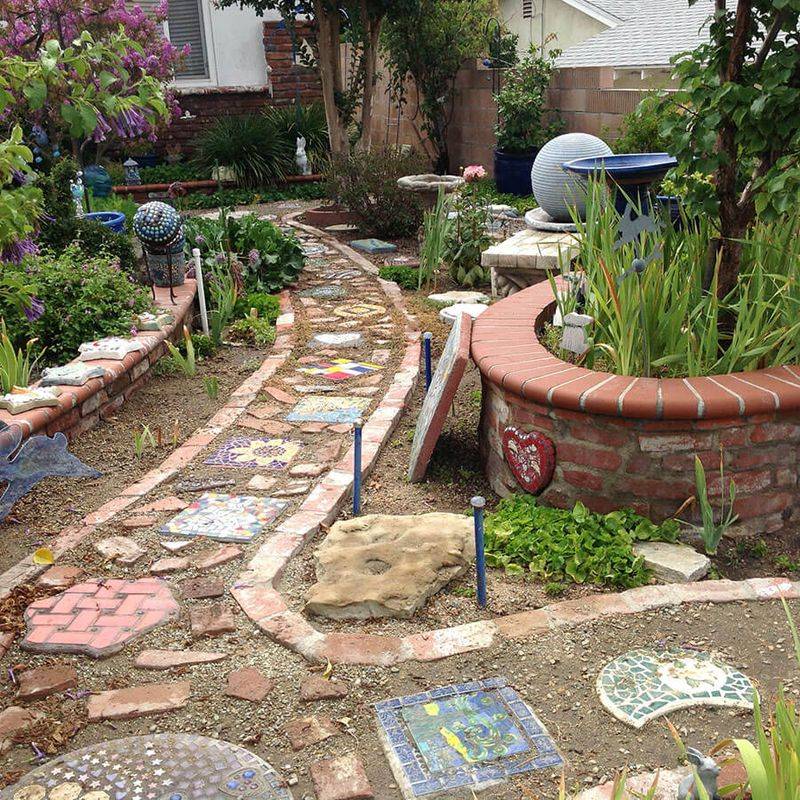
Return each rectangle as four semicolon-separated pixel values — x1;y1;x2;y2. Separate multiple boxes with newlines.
463;165;487;183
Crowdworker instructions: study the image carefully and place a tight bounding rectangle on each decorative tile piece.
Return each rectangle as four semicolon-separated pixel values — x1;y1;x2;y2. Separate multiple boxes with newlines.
502;428;556;494
350;238;398;254
21;579;179;658
597;648;756;729
78;337;148;361
299;285;347;300
0;426;100;522
332;303;386;319
297;359;383;382
376;678;562;799
322;269;361;280
309;332;364;349
301;242;327;256
0;387;61;414
408;312;473;482
136;311;175;330
286;396;370;425
204;437;301;470
0;733;292;800
39;363;107;387
161;493;288;543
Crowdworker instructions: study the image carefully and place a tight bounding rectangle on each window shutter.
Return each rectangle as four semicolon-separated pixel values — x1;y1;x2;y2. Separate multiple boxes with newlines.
522;0;534;18
168;0;209;78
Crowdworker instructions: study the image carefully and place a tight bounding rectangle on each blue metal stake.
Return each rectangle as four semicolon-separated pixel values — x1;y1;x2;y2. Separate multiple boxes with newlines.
353;419;363;516
423;332;433;391
471;496;487;608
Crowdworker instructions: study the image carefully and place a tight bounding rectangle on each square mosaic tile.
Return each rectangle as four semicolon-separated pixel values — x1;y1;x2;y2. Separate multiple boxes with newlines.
286;396;371;424
597;648;756;729
376;678;562;799
160;492;288;543
297;358;383;382
204;436;301;469
333;302;386;319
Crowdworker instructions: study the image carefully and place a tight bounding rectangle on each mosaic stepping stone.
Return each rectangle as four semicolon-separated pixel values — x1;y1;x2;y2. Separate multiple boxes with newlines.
21;579;179;658
204;437;301;470
332;303;386;319
286;396;371;425
0;388;61;414
161;492;288;543
596;648;756;729
78;337;148;361
297;359;383;382
39;363;107;387
439;302;489;325
301;242;327;256
376;677;562;799
408;312;472;482
350;238;397;254
427;290;490;307
322;269;361;280
0;733;292;800
299;285;347;300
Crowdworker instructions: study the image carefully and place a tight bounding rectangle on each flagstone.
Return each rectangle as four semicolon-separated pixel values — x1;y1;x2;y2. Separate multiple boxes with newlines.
300;675;349;702
181;577;225;599
241;417;295;435
87;681;191;721
273;482;311;497
224;667;275;701
16;665;78;700
289;463;326;478
37;565;84;589
138;495;188;513
196;544;243;570
150;556;190;575
160;539;193;553
0;631;13;660
135;649;226;670
248;403;280;419
311;754;373;800
0;706;43;743
95;535;146;564
283;715;340;751
300;422;327;433
264;386;295;404
190;603;236;637
121;515;158;529
248;475;278;491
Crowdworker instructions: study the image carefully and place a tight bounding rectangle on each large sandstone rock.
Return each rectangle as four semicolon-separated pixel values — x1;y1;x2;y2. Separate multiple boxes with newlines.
305;513;474;620
633;541;710;583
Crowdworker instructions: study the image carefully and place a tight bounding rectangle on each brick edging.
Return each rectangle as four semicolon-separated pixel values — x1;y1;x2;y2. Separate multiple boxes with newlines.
471;279;800;420
0;282;197;448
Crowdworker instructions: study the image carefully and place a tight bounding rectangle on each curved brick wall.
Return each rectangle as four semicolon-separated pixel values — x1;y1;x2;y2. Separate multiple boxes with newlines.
473;281;800;536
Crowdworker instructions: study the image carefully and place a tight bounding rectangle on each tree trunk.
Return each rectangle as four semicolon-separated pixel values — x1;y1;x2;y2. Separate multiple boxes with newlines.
358;5;382;151
312;1;349;155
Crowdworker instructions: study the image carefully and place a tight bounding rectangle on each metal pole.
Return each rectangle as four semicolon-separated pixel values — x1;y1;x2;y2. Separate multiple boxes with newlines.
423;332;433;391
353;418;363;516
471;496;487;608
192;248;210;336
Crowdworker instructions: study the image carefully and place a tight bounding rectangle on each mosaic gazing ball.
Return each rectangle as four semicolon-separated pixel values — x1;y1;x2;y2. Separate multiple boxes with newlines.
531;133;613;222
133;201;182;247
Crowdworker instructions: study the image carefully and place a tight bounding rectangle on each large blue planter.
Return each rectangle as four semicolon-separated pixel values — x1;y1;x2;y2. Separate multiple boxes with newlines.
493;149;538;197
83;164;113;198
84;211;126;234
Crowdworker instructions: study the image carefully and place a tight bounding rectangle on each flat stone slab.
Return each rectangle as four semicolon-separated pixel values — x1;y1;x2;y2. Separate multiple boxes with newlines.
481;228;577;270
349;238;397;254
224;667;275;702
182;576;225;599
427;291;490;307
87;681;191;721
135;649;226;670
633;541;711;583
95;535;146;564
0;734;292;800
376;677;562;798
597;648;756;728
196;544;243;570
138;495;188;513
438;302;489;325
306;513;475;620
16;665;77;700
309;332;364;349
300;675;349;702
310;754;373;800
283;715;340;751
150;556;189;575
0;706;43;743
37;565;83;589
190;603;236;637
21;579;179;658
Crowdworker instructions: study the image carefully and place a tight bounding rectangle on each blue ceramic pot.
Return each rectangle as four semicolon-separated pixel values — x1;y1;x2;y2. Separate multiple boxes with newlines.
83;164;113;198
494;149;538;197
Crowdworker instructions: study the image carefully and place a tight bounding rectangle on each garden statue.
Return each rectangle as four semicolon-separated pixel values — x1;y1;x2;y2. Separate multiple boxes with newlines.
296;136;310;176
124;158;142;186
677;748;720;800
70;171;85;217
560;312;593;355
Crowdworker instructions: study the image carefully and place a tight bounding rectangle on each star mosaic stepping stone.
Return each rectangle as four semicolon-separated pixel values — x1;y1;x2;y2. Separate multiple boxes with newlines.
596;648;756;729
297;359;383;382
39;363;107;387
204;437;301;469
78;337;149;361
21;579;179;658
0;733;293;800
299;285;348;300
161;493;288;543
286;396;371;425
332;303;386;319
376;678;562;799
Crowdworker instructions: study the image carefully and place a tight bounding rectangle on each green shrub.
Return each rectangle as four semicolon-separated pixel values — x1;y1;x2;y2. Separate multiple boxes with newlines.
378;265;419;289
189;333;214;359
227;315;276;347
484;494;679;589
6;244;151;366
324;148;427;238
181;183;326;210
611;93;678;155
263;102;329;172
139;163;209;184
234;292;281;323
37;157;80;251
74;218;138;276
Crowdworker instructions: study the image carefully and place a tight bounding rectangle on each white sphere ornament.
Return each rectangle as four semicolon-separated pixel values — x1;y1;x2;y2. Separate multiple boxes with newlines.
531;133;613;222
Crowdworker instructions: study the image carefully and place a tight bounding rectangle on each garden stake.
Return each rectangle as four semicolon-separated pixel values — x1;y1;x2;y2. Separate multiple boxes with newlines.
471;495;487;608
353;418;363;516
192;248;210;336
424;332;433;391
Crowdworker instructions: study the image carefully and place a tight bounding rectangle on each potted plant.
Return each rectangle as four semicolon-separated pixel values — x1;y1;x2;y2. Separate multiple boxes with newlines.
493;42;563;196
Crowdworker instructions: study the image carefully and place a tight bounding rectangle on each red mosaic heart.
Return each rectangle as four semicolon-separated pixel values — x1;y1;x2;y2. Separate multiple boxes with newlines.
502;427;556;494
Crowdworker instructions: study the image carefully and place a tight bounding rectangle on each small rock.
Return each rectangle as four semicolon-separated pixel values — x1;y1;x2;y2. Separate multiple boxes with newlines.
283;715;340;751
247;475;277;492
264;386;295;404
310;754;373;800
289;463;326;479
160;540;192;553
300;423;327;434
138;496;189;514
37;565;83;589
95;536;145;565
121;515;159;529
0;631;13;660
242;418;294;436
314;441;343;463
0;706;43;741
181;577;224;599
86;681;191;721
135;650;226;670
633;541;711;583
150;557;189;575
196;544;242;571
300;675;349;702
190;604;236;637
247;403;279;420
16;665;77;701
224;668;275;702
273;482;310;498
328;423;352;434
349;388;378;397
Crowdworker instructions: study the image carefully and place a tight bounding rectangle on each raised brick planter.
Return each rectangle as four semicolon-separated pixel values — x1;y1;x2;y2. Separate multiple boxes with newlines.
0;281;196;447
473;280;800;536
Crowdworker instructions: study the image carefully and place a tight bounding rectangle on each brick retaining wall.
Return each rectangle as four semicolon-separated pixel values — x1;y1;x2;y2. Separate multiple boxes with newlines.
473;281;800;536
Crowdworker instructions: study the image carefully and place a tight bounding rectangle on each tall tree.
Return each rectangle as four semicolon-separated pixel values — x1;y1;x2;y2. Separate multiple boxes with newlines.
665;1;800;297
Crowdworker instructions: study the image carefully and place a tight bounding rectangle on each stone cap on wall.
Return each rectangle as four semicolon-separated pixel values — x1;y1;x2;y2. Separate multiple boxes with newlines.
470;280;800;421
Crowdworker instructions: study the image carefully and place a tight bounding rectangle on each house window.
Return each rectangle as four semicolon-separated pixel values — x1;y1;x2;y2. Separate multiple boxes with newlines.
522;0;534;18
168;0;209;79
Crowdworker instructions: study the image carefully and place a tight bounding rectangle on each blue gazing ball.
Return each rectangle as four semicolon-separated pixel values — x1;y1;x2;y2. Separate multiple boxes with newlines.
133;201;182;247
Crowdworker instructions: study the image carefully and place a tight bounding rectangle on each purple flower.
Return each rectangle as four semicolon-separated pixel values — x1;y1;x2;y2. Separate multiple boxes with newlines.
215;252;227;264
23;296;44;322
130;326;138;337
195;234;206;246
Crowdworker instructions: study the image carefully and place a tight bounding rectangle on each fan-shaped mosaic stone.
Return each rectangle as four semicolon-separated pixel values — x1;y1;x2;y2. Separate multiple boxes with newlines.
0;733;292;800
596;648;756;729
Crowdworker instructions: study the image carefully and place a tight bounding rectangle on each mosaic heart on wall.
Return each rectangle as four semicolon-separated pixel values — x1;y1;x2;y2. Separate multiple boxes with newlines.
596;648;756;729
501;427;555;494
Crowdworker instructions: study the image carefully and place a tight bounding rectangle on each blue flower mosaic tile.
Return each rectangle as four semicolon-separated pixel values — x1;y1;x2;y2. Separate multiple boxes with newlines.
375;677;562;798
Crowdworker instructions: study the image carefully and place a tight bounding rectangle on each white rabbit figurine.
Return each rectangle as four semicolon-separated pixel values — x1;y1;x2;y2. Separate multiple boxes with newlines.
295;135;310;176
677;748;720;800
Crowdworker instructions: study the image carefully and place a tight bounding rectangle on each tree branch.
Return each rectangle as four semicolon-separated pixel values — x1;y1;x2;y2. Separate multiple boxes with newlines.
753;9;785;72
